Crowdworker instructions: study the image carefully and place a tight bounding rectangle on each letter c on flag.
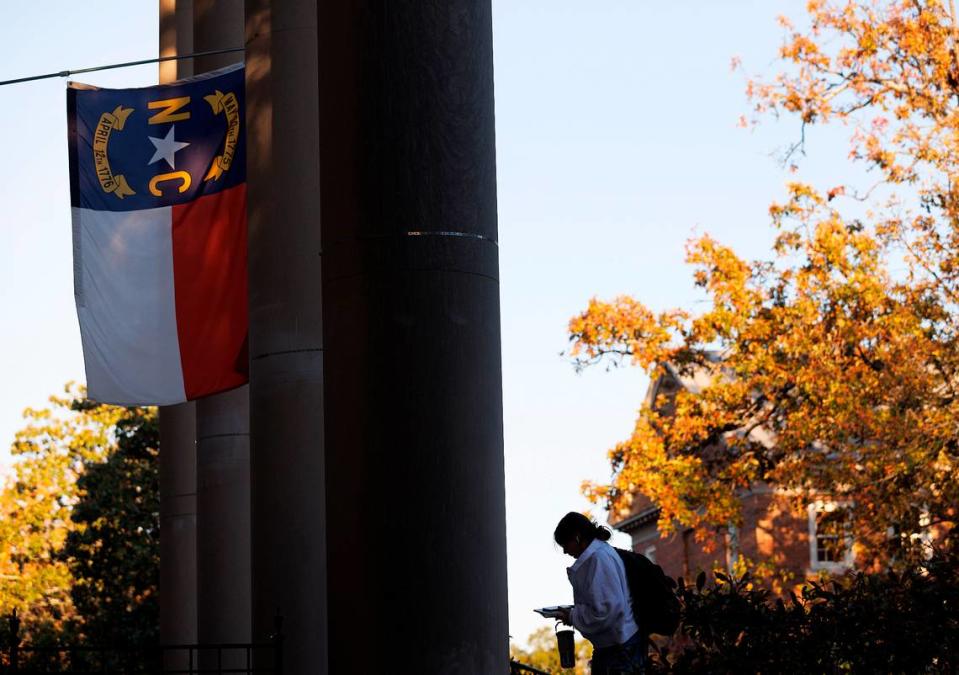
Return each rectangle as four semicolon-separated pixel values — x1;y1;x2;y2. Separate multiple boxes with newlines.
149;171;192;196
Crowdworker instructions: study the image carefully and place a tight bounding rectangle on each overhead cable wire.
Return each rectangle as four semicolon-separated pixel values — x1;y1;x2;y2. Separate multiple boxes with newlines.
0;47;246;87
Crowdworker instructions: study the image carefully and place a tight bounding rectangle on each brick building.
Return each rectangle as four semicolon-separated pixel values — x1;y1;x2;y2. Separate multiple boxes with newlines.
609;361;857;584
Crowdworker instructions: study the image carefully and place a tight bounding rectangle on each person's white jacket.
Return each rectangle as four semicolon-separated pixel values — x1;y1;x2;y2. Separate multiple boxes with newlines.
567;539;639;648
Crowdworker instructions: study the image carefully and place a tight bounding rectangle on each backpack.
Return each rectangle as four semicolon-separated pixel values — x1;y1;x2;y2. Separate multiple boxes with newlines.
614;547;680;637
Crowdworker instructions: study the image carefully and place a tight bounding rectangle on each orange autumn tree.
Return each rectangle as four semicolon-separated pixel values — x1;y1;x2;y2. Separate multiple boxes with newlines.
569;0;959;564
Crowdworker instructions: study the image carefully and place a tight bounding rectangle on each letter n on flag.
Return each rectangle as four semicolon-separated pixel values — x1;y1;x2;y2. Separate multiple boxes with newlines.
67;64;247;405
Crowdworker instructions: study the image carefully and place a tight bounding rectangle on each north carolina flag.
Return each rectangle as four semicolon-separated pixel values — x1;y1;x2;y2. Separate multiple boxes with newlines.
67;64;247;405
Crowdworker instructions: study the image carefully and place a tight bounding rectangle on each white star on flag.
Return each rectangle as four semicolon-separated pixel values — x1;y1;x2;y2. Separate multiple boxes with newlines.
148;126;190;170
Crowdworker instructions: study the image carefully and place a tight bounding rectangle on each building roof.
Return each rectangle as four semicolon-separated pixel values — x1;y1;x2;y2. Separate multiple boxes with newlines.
609;352;776;532
611;506;660;533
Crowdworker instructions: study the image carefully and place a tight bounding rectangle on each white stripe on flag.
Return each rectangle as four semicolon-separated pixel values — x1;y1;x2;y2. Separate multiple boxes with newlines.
72;206;186;405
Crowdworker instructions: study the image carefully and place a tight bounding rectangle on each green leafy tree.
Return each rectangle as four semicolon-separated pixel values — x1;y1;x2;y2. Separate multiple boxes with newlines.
62;403;159;646
0;384;158;647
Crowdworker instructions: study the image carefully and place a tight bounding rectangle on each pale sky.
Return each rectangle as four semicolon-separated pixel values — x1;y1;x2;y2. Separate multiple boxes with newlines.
0;0;858;647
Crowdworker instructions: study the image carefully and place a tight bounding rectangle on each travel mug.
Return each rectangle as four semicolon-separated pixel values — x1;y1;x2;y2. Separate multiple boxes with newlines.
556;626;575;668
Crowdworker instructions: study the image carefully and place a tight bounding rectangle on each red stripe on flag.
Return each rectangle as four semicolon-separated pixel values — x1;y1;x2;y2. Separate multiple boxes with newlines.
171;184;248;400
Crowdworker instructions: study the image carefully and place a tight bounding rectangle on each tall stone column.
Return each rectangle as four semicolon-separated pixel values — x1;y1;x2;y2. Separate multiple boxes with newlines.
158;0;197;650
195;388;250;659
158;403;197;648
245;1;327;672
191;0;252;656
319;2;509;673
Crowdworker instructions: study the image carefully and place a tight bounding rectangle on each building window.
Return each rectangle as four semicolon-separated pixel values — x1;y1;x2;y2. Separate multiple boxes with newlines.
808;501;854;571
815;512;846;563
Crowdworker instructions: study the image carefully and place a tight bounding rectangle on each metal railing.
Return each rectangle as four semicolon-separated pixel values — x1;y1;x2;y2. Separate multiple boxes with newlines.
2;612;548;675
509;660;552;675
1;612;283;675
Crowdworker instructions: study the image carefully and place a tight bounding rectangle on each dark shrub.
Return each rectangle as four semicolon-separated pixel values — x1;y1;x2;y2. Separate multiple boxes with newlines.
647;551;959;673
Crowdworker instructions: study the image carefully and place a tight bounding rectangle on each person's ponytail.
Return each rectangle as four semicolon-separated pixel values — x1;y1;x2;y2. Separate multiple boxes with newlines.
554;511;612;547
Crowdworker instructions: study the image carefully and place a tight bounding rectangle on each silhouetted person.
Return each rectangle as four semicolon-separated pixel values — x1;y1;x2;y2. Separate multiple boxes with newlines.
554;512;644;674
